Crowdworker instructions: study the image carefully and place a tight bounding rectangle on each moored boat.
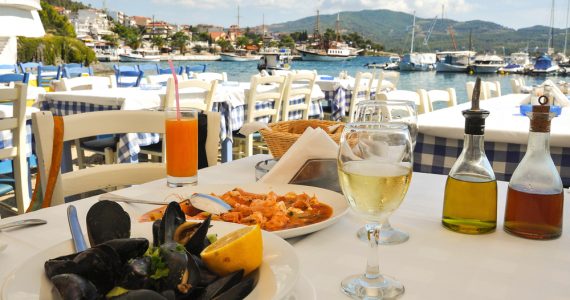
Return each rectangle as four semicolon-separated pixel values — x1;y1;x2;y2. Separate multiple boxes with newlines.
435;51;475;73
118;49;160;62
531;54;560;74
297;46;359;61
257;48;292;73
470;54;505;74
499;52;531;74
399;53;436;71
220;49;261;62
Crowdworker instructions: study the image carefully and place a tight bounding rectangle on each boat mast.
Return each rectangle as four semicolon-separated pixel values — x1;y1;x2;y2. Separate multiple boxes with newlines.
336;13;341;42
314;10;321;49
410;11;416;53
237;5;240;29
548;0;555;54
565;0;569;55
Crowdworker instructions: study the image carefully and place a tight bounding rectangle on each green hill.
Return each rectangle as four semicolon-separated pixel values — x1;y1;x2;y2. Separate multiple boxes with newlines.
268;9;565;55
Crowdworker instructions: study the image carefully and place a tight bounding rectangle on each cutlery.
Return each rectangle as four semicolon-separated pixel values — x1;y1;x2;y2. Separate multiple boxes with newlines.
100;193;172;205
67;205;88;252
0;219;47;231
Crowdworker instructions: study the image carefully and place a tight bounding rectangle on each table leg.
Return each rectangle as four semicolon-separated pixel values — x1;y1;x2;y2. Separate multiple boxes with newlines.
61;141;73;173
220;138;232;163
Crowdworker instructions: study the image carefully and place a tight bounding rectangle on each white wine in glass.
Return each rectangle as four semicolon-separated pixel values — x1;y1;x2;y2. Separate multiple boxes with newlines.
338;122;413;299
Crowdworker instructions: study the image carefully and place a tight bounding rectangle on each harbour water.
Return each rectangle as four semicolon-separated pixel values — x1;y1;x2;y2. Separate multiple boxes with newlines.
103;56;552;105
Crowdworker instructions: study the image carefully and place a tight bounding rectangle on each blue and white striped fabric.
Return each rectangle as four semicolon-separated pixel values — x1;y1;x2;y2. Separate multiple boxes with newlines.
40;100;158;163
322;87;371;120
414;133;570;188
0;124;33;157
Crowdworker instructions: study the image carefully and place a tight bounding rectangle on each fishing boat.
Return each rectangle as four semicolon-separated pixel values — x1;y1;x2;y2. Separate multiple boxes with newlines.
118;49;160;62
297;11;362;61
435;51;475;73
499;52;531;74
220;49;261;62
531;53;560;74
257;48;292;73
399;11;436;71
365;56;400;70
470;54;505;73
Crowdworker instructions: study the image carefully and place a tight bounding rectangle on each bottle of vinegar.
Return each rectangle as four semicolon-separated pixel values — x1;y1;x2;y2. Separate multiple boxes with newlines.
442;78;497;234
504;99;564;240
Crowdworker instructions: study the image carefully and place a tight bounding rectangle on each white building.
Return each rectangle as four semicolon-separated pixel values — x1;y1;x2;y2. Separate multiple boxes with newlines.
71;9;113;41
107;10;125;25
0;0;45;64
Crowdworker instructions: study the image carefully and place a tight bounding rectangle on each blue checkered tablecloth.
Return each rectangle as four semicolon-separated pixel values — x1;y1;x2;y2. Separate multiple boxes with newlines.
414;133;570;188
40;100;159;163
0;124;33;157
322;87;372;120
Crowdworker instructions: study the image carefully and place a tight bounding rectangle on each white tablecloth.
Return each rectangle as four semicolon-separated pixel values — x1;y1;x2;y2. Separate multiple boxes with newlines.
0;155;568;299
418;93;570;148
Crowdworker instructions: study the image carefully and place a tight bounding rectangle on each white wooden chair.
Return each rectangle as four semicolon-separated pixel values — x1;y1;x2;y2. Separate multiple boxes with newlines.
147;73;187;86
376;90;427;115
280;72;316;121
466;81;501;100
510;78;522;93
54;76;115;91
417;88;458;112
0;83;30;213
194;72;227;83
347;72;374;122
32;110;166;206
235;74;286;157
375;71;400;93
165;78;218;111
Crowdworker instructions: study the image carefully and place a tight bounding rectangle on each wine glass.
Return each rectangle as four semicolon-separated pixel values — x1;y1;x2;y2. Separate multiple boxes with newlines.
338;122;413;299
352;100;418;245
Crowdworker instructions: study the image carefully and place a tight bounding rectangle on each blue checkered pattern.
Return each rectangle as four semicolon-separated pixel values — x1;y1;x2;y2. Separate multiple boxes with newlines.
414;133;570;188
322;87;372;120
0;124;33;157
40;100;159;163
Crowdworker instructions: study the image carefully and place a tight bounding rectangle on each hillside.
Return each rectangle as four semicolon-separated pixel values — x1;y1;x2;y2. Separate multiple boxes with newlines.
269;9;565;54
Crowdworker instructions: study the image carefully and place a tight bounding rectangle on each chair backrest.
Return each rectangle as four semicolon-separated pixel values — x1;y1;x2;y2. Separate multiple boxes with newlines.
18;62;41;74
510;78;522;93
376;71;400;92
63;63;83;69
485;81;501;98
186;64;207;74
32;110;166;206
147;73;186;86
0;73;29;85
138;64;159;75
376;90;427;114
37;65;62;87
0;64;17;74
116;70;144;87
246;74;286;123
194;72;228;83
165;77;218;111
466;81;490;101
63;66;93;78
0;83;30;213
113;65;138;73
349;72;374;122
418;88;458;112
57;76;114;91
281;71;316;121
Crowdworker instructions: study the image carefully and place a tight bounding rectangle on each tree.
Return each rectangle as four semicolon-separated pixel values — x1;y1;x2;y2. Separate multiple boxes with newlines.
151;36;166;49
236;36;249;48
216;38;233;52
102;34;119;48
278;34;295;50
193;44;204;53
171;31;190;54
39;1;76;37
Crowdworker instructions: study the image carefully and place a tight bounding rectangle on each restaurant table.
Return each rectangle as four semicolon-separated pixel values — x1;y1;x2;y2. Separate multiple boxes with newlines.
416;93;570;187
0;154;568;299
315;76;380;120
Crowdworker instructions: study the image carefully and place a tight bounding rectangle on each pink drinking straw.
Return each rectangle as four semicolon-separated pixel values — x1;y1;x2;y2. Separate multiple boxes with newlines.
167;60;181;120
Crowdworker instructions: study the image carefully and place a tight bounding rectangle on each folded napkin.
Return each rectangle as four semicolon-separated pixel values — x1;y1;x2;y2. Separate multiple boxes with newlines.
260;127;339;184
522;80;570;107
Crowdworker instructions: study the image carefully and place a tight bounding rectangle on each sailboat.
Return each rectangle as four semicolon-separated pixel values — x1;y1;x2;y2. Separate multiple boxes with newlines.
399;11;437;71
297;11;362;61
531;0;560;74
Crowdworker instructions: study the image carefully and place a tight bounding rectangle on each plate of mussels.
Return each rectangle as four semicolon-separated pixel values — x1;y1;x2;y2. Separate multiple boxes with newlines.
0;201;299;300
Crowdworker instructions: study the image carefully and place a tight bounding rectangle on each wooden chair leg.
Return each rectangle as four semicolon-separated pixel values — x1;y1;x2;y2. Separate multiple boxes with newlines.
104;147;115;165
75;139;86;169
13;154;30;214
245;135;253;157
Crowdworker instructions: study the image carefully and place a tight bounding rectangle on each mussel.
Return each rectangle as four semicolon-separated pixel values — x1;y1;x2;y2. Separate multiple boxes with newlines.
86;200;131;247
51;273;99;300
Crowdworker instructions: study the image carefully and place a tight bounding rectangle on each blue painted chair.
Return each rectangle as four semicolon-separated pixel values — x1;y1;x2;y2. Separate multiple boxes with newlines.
116;70;144;87
113;65;138;73
63;66;93;78
0;73;29;84
37;65;62;87
186;64;207;74
137;64;159;75
0;64;18;74
63;63;83;69
18;62;41;74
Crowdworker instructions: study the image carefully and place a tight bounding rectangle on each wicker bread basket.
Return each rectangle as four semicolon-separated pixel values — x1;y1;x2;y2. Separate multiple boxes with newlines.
259;120;345;158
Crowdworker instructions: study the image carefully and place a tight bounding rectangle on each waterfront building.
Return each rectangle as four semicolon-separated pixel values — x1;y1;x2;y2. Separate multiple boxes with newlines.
131;16;151;27
144;21;173;40
107;10;126;26
71;9;113;41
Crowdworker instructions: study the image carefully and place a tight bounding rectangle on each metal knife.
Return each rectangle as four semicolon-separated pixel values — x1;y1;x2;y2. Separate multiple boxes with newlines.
471;77;481;110
0;219;46;231
67;205;88;252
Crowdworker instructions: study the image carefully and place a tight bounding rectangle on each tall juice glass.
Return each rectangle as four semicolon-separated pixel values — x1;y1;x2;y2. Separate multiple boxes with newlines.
165;108;198;187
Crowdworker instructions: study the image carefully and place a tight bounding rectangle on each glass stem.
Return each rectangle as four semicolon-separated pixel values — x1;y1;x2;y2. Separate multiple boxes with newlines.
382;219;393;232
365;222;381;280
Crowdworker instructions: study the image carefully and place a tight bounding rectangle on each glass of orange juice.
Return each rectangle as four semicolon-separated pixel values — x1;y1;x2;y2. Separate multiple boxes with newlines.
165;107;198;187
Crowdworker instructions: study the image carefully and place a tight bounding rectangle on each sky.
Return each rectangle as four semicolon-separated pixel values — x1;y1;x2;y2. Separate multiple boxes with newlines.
81;0;569;30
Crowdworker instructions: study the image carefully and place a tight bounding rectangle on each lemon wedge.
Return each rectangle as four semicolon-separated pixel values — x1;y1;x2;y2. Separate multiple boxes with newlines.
200;225;263;276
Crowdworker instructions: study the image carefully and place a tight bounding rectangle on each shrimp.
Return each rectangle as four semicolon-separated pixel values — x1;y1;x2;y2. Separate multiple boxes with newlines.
264;211;290;231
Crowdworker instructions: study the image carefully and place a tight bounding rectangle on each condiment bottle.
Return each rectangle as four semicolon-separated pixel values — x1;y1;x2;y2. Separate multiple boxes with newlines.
504;97;564;240
442;78;497;234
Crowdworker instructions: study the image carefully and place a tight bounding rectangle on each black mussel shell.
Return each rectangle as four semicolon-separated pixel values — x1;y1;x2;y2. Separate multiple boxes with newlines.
152;220;162;247
186;252;202;289
184;215;211;256
51;273;100;300
87;200;131;247
120;256;152;290
212;276;254;300
73;244;122;294
45;255;79;279
197;270;244;300
110;289;169;299
159;202;186;245
103;238;149;265
159;242;188;291
189;254;218;287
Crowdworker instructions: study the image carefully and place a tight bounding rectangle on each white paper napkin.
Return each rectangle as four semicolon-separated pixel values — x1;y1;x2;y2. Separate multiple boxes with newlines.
260;127;339;184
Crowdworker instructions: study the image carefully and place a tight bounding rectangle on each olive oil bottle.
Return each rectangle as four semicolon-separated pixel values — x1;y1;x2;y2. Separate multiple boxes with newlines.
442;78;497;234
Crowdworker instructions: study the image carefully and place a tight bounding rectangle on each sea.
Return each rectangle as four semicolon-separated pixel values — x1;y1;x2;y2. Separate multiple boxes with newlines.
103;55;554;105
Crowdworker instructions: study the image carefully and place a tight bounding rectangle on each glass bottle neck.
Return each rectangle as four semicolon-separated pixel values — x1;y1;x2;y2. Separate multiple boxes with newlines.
527;131;551;154
462;134;485;158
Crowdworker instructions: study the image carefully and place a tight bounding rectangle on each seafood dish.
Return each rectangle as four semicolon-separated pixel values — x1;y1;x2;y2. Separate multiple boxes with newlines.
139;188;334;231
44;200;257;300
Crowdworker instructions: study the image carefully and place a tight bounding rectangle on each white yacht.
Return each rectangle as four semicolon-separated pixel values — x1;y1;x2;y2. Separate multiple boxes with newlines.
220;49;262;62
435;51;476;73
118;49;161;62
399;53;436;71
499;52;531;74
471;55;505;73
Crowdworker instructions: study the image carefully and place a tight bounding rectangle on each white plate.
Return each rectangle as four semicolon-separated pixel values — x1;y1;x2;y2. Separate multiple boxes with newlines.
1;221;299;300
136;183;349;239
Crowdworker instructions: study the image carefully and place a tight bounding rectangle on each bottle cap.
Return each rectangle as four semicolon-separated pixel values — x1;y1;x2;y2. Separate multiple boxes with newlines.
530;96;553;132
463;109;490;135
